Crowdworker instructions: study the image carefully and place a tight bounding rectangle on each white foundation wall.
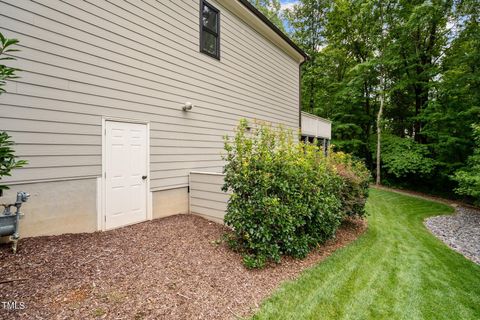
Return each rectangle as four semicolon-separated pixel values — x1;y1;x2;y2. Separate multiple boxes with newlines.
1;179;97;237
1;180;190;237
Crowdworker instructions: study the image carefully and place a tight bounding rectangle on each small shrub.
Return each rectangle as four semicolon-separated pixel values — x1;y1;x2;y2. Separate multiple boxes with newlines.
328;150;370;217
222;120;349;267
452;124;480;204
0;131;27;194
0;32;20;93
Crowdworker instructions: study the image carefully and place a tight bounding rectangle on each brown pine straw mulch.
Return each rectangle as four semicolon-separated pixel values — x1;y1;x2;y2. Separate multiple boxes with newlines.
0;214;366;320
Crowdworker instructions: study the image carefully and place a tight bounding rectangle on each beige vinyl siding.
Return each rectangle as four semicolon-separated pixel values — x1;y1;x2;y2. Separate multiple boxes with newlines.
189;172;229;223
0;0;300;190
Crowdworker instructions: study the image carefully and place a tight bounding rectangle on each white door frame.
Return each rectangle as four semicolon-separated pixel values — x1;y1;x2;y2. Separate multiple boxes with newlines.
98;117;152;231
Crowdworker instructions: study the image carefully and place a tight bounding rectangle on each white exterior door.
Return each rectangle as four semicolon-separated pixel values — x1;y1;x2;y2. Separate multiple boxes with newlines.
105;121;148;229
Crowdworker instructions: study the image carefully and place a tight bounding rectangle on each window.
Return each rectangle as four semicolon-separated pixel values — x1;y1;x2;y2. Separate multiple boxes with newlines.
200;0;220;59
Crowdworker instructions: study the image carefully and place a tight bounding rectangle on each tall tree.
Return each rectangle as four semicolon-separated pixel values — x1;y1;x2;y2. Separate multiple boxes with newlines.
376;0;387;185
284;0;478;197
285;0;330;113
422;0;480;181
387;0;452;142
249;0;286;31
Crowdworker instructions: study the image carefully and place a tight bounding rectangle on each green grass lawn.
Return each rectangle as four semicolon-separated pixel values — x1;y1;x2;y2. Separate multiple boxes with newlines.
253;188;480;320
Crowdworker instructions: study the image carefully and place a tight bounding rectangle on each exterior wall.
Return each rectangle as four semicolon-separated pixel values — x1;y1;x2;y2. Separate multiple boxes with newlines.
301;112;332;139
189;172;229;223
1;179;97;237
1;181;189;238
0;0;300;192
152;187;189;219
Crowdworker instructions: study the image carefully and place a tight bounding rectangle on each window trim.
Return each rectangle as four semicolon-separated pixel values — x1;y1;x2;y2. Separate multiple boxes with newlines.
199;0;220;60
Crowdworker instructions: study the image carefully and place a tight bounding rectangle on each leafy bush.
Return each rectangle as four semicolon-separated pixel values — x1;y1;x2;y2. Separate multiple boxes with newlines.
0;33;25;195
452;124;480;204
379;135;437;179
222;120;367;268
0;132;27;194
328;151;370;217
0;32;20;93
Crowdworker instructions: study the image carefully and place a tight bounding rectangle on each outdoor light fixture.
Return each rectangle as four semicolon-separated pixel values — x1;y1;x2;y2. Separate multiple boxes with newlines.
183;102;193;111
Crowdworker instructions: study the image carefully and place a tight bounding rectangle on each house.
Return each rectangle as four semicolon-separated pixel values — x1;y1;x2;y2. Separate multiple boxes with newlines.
0;0;329;237
300;111;332;152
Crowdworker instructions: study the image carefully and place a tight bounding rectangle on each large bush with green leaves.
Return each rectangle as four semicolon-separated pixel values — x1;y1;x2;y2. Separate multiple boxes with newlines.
452;124;480;204
328;151;370;217
222;120;367;268
379;135;437;179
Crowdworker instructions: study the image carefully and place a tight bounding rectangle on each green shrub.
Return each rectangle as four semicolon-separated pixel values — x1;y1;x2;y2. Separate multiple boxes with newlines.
222;120;350;268
452;124;480;204
0;131;27;194
1;32;20;94
328;150;370;217
379;135;437;179
0;33;25;195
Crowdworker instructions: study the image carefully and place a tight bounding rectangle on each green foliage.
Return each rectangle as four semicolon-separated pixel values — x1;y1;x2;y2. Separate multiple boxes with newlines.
285;0;478;198
285;0;330;113
0;132;27;192
222;120;368;268
452;124;480;204
379;135;436;179
0;32;20;93
328;150;370;217
0;33;24;193
248;0;285;32
253;189;480;320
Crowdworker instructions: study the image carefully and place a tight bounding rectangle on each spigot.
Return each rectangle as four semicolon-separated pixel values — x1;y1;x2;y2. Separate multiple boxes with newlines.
15;192;30;205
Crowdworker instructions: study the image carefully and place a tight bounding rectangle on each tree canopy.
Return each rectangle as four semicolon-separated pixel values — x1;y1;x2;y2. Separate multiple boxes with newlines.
252;0;480;201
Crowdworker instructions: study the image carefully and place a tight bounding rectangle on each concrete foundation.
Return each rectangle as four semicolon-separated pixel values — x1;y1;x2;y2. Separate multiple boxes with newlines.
0;182;190;238
1;179;98;238
152;187;189;219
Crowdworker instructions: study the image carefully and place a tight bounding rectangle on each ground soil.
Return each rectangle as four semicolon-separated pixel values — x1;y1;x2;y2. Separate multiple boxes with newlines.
0;214;366;320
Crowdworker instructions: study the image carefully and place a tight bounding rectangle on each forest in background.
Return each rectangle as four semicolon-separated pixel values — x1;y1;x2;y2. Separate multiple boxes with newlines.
250;0;479;202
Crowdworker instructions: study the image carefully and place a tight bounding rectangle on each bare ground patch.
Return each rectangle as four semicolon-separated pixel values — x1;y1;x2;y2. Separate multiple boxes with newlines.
0;214;366;320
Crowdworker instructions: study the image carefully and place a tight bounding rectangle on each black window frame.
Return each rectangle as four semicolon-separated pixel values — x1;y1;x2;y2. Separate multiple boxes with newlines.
199;0;220;60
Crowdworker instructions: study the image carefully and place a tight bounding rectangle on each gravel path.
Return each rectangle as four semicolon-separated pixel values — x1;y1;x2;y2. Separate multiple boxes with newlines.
0;214;366;320
425;206;480;264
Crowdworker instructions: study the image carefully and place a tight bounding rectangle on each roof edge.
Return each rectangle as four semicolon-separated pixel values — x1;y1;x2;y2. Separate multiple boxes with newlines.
236;0;308;60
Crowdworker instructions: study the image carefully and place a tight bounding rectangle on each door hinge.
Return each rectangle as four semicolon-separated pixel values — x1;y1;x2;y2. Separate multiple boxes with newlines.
187;186;190;193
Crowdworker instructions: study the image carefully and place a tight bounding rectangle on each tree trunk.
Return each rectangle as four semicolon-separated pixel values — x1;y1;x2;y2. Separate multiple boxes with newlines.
376;74;384;186
376;1;385;186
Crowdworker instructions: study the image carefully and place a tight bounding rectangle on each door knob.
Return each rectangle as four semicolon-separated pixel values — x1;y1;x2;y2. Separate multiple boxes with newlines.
142;175;148;180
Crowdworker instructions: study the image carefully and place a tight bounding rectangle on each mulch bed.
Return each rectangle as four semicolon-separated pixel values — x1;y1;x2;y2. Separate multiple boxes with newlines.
0;214;366;320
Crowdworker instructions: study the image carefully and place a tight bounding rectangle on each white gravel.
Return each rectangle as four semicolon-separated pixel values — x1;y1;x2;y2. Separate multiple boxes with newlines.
425;206;480;264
